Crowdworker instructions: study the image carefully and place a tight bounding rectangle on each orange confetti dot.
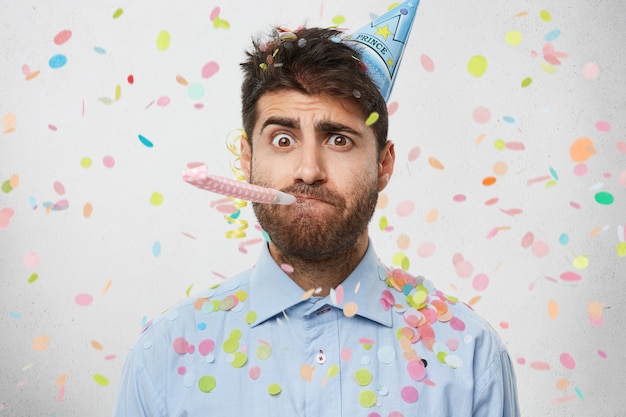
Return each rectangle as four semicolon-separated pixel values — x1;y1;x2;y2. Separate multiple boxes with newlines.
547;299;559;320
569;137;596;162
397;234;411;250
475;133;486;144
56;374;68;387
176;75;189;86
493;161;508;176
343;301;358;317
468;295;481;305
91;340;104;350
428;156;445;170
83;202;93;218
32;335;51;351
425;208;439;224
556;378;570;391
9;174;20;188
377;193;389;209
482;176;497;186
101;279;112;295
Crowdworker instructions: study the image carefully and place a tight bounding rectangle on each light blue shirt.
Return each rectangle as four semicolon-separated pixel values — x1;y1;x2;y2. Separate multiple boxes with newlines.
113;242;519;416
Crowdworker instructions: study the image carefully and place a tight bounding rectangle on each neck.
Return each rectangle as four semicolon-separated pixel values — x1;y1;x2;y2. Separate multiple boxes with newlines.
268;232;369;297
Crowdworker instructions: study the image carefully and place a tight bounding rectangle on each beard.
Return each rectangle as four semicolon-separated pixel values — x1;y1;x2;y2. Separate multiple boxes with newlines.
250;172;380;261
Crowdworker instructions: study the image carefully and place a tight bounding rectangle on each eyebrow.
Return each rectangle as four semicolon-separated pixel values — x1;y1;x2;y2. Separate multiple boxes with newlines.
260;117;360;136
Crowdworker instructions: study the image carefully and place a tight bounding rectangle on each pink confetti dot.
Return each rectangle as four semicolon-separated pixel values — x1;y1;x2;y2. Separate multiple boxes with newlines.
521;231;534;248
74;293;93;306
340;348;352;361
0;208;15;229
619;170;626;187
417;242;435;258
531;240;549;257
472;273;489;291
517;357;526;365
53;29;72;45
23;252;41;269
198;339;215;356
157;96;171;107
401;385;419;403
595;120;611;132
407;359;426;381
408;146;421;161
455;260;473;278
280;263;294;273
530;361;550;370
172;337;189;354
617;142;626;155
53;181;66;196
453;194;466;202
450;317;466;331
560;352;576;370
582;62;599;79
598;350;607;359
446;337;459;351
396;201;415;217
48;124;58;131
573;163;588;176
472;106;491;124
202;61;220;79
249;366;261;380
177;366;186;375
102;155;115;168
387;101;399;116
210;6;220;21
560;271;581;282
420;54;434;72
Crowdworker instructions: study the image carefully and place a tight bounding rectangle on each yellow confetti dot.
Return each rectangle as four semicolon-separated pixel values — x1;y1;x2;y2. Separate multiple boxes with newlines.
358;389;377;408
467;55;488;77
28;273;39;284
267;383;282;396
80;157;93;168
539;10;552;22
112;8;124;19
115;84;121;101
355;369;373;386
494;139;506;150
245;311;257;324
572;255;589;269
156;30;171;51
150;192;164;206
521;77;533;88
93;374;109;387
378;216;388;231
326;364;339;378
505;30;523;46
332;15;346;25
198;375;216;393
365;112;380;126
617;242;626;257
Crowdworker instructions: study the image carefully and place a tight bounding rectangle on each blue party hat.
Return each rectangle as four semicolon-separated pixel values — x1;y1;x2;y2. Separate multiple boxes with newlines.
346;1;420;101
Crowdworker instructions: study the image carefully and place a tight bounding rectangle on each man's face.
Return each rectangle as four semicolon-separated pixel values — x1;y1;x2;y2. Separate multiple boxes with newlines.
241;90;394;261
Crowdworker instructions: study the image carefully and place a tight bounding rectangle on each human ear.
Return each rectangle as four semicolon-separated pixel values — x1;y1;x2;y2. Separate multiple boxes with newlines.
240;135;252;181
378;140;395;191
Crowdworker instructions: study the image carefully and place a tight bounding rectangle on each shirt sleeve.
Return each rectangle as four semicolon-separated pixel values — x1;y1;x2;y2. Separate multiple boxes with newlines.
112;347;167;417
472;347;520;417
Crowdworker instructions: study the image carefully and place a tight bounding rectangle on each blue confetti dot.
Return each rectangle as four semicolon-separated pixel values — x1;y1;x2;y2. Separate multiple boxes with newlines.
503;115;516;124
49;54;67;69
187;82;205;100
9;311;21;319
559;233;569;245
544;29;561;41
94;46;107;55
152;241;161;257
138;134;154;148
197;322;207;330
549;167;559;180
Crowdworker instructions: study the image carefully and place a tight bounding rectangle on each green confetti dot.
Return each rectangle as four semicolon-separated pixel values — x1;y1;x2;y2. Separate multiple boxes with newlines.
616;242;626;257
358;389;377;408
521;77;533;88
378;216;388;231
365;112;380;127
494;139;506;150
112;8;124;19
545;179;558;189
222;338;239;353
229;329;242;339
256;344;272;360
355;369;373;386
1;180;13;193
156;30;171;51
150;192;163;206
594;191;614;205
230;351;248;368
198;375;216;393
267;383;282;396
28;273;39;284
245;310;257;325
362;344;372;351
93;374;109;386
437;351;448;363
81;157;93;168
467;55;488;77
187;82;205;100
539;10;552;22
505;30;523;46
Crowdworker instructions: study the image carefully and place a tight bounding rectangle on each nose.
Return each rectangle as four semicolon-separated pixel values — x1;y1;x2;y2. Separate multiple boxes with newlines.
293;141;327;185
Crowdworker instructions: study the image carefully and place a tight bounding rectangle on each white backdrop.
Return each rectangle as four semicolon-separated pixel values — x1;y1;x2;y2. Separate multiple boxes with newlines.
1;1;625;416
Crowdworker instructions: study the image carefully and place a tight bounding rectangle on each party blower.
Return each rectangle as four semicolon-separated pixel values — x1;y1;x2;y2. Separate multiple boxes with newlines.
182;163;297;205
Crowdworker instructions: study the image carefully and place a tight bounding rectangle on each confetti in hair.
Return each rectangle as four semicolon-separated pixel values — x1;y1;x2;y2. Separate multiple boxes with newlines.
224;129;249;238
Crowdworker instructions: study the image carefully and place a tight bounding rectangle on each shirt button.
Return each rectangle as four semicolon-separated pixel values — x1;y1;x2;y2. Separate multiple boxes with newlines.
315;350;327;365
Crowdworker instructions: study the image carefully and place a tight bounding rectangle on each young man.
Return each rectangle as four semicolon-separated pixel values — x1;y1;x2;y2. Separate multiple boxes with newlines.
113;20;519;417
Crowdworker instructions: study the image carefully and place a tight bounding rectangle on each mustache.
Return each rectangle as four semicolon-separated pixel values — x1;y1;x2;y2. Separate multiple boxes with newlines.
280;182;344;206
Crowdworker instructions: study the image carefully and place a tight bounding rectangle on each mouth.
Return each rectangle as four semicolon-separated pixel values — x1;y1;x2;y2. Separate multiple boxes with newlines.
294;195;333;205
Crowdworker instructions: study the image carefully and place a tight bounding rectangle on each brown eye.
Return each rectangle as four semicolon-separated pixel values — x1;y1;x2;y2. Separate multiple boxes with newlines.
328;134;352;147
272;134;295;147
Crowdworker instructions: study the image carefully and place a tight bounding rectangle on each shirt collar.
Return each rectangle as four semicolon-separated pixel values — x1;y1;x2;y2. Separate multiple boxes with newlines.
249;240;393;328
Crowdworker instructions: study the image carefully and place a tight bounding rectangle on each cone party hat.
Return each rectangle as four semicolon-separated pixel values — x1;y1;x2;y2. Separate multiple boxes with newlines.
346;1;420;101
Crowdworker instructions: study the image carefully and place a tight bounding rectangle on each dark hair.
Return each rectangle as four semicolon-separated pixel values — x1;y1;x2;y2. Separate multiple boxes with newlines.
240;27;388;152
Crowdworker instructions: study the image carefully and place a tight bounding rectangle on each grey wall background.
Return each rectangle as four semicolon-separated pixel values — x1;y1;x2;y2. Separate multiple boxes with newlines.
1;0;625;415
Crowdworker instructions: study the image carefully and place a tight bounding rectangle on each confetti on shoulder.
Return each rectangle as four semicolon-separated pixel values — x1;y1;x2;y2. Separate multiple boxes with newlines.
182;163;296;205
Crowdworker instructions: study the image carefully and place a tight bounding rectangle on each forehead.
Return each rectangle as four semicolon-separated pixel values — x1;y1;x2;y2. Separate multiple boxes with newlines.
254;90;366;130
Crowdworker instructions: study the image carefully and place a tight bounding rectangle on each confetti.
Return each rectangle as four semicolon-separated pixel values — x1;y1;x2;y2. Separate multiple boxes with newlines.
365;112;379;126
138;134;154;147
53;29;72;45
32;335;51;351
156;30;171;51
2;113;17;133
505;30;523;46
420;54;434;72
149;192;164;206
93;374;109;387
202;61;220;79
75;293;93;306
467;55;488;77
112;8;123;18
49;54;67;69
